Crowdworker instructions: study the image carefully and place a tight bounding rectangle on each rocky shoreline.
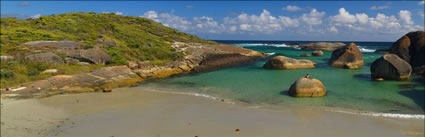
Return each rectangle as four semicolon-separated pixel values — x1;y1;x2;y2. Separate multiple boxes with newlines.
1;42;266;99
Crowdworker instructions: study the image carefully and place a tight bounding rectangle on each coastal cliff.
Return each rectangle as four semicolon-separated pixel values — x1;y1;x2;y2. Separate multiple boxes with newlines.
0;12;265;98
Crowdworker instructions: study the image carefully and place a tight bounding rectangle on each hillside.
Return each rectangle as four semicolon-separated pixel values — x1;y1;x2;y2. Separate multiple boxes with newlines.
0;12;221;88
1;12;216;63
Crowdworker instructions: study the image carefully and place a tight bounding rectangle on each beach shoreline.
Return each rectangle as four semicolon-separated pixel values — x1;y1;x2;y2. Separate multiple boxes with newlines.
2;86;424;137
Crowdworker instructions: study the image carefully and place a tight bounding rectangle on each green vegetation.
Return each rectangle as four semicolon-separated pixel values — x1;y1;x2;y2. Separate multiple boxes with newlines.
0;12;217;88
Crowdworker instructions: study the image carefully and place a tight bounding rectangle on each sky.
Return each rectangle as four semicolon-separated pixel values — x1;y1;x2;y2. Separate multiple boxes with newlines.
1;1;424;42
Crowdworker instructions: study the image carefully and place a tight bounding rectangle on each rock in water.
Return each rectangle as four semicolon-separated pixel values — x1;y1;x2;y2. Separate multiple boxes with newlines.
25;52;64;64
312;50;323;56
370;54;412;80
263;56;315;69
288;77;326;97
389;31;425;75
329;43;364;69
300;53;312;57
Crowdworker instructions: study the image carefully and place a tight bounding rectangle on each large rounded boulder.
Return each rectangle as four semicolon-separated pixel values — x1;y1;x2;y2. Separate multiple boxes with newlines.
329;43;364;69
370;54;412;80
389;31;425;75
263;56;315;69
288;77;326;97
312;50;323;56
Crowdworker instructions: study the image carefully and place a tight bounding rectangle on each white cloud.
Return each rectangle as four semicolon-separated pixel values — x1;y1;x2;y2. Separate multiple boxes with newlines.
115;11;123;16
301;9;326;25
30;14;41;19
282;5;301;12
141;8;424;38
419;1;425;5
369;5;390;10
418;11;425;17
399;10;413;25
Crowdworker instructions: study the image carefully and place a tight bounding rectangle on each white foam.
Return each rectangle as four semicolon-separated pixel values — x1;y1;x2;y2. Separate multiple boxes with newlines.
237;43;291;48
266;52;276;56
358;46;376;52
331;109;425;119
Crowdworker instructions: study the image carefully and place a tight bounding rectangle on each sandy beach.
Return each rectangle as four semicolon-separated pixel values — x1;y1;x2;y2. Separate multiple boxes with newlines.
1;86;424;137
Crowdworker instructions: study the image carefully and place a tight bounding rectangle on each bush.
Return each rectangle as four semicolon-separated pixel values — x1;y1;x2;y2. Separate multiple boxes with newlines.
0;68;16;79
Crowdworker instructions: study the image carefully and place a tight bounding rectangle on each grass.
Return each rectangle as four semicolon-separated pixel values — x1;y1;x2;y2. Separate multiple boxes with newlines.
0;12;218;88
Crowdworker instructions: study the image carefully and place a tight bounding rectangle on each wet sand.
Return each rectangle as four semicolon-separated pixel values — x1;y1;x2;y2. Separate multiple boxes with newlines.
1;87;424;137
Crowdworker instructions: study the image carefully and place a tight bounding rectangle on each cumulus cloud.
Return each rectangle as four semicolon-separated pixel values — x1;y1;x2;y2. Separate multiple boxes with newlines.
281;5;301;12
369;5;390;10
300;9;326;25
30;14;41;19
115;11;123;15
141;8;423;37
419;1;425;5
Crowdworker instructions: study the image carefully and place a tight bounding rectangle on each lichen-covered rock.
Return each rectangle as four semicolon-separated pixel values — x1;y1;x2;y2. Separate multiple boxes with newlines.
127;61;138;70
25;52;64;64
370;54;412;80
389;31;425;75
65;57;80;64
288;77;326;97
329;43;364;69
57;48;112;64
0;55;15;62
312;50;323;56
263;56;315;69
24;40;82;48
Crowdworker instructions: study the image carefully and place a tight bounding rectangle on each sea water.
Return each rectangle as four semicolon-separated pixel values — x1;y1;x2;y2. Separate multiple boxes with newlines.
139;41;425;116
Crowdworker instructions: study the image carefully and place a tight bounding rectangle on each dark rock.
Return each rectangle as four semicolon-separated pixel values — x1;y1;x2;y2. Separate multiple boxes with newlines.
312;50;324;56
375;49;390;54
263;56;315;69
390;31;425;75
329;43;364;69
288;77;326;97
192;53;260;72
25;52;64;64
371;54;412;80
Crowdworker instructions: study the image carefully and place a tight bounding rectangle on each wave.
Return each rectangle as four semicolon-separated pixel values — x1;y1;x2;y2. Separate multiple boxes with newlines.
358;46;376;52
330;109;425;119
237;43;291;48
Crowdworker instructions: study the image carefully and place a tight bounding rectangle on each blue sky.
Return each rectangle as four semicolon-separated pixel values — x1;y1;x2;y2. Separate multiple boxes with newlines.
1;1;424;41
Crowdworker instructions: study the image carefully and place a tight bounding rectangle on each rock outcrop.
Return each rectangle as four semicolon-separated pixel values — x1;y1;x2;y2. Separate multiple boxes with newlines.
329;43;364;69
389;31;425;75
292;42;346;51
0;55;15;62
57;48;112;64
370;54;412;80
24;52;64;64
24;40;82;49
263;56;315;69
312;50;324;56
2;66;143;98
288;77;326;97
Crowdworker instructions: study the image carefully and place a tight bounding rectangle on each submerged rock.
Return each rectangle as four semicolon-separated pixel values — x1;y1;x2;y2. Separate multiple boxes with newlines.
300;53;312;57
389;31;425;75
375;49;390;54
288;77;326;97
370;54;412;80
312;50;323;56
329;43;364;69
263;56;315;69
25;52;64;64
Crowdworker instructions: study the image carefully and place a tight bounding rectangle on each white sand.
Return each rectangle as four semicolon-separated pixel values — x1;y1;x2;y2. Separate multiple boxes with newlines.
1;87;424;137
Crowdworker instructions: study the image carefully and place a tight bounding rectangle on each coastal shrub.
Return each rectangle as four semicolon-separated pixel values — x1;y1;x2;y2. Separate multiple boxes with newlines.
0;68;16;79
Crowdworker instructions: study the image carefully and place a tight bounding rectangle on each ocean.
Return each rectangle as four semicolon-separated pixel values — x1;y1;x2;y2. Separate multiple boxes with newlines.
138;40;425;117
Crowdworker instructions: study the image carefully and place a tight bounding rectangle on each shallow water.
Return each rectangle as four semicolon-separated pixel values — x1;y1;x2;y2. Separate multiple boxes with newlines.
139;41;425;115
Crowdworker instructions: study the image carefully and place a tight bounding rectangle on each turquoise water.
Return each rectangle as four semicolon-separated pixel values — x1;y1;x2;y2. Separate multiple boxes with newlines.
139;41;425;115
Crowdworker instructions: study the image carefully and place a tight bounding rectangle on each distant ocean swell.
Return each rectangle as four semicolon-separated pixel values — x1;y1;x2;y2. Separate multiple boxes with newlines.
237;43;377;53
